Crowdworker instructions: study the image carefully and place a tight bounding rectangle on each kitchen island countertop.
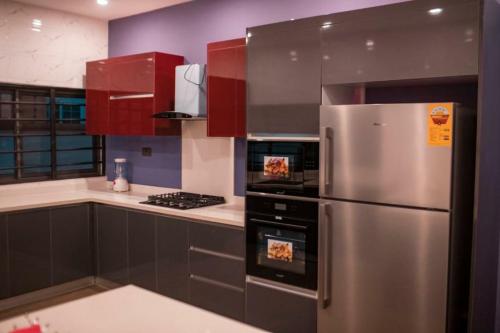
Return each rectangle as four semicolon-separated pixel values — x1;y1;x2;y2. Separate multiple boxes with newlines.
0;285;266;333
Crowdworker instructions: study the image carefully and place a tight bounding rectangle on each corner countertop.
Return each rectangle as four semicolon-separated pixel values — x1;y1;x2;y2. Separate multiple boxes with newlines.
0;177;245;228
0;285;266;333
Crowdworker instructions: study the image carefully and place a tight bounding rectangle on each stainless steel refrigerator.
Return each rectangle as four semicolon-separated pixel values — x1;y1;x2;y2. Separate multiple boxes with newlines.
318;103;476;333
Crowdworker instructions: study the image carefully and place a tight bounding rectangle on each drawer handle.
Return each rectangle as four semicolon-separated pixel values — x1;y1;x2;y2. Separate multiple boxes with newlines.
189;246;245;261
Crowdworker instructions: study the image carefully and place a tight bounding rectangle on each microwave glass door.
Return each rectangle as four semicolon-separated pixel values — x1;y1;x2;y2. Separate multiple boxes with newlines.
247;141;319;197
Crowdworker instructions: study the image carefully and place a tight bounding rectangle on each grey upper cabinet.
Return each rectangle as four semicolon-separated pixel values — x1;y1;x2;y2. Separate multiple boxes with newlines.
51;205;92;285
247;18;322;135
95;205;128;285
8;209;51;297
157;216;189;302
128;211;156;291
0;215;8;299
321;0;480;86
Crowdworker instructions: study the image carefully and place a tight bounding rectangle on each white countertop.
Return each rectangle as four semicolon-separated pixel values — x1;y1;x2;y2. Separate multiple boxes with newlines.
0;177;245;228
0;285;267;333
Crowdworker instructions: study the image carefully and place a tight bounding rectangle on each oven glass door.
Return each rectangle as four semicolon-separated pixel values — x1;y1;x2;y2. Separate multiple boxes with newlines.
247;215;318;290
247;141;319;198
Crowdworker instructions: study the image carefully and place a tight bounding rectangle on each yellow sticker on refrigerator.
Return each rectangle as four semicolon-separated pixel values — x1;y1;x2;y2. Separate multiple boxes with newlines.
428;103;453;147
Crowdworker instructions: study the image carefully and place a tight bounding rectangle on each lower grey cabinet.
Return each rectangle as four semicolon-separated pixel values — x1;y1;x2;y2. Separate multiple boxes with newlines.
157;216;189;302
189;275;245;321
246;280;317;333
128;211;156;291
51;205;92;285
8;209;51;297
188;222;246;321
95;205;128;285
0;215;8;299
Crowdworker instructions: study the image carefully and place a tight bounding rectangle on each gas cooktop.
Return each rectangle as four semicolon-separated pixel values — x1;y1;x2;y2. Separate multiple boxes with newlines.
140;192;226;210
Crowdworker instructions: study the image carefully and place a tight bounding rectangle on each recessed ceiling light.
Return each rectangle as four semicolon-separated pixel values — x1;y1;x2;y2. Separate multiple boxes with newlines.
428;8;443;16
32;18;42;32
321;21;333;29
97;0;109;6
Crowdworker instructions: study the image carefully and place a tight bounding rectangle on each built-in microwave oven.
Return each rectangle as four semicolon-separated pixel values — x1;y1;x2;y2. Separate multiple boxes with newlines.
246;137;319;198
246;195;318;290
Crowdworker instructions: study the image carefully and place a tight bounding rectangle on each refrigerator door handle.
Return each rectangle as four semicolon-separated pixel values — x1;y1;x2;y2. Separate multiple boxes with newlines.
320;126;334;197
319;202;332;309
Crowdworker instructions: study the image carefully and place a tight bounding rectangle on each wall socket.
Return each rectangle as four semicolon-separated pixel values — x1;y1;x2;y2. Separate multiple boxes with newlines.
142;147;152;157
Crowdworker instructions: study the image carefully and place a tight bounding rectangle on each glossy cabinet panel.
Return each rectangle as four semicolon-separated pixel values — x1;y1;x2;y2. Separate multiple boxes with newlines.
189;249;245;288
86;52;183;136
86;61;109;135
128;211;156;291
189;276;245;321
321;1;480;85
157;216;189;302
8;210;51;297
51;205;92;285
246;281;317;333
0;215;8;299
189;222;245;257
247;18;322;135
207;38;246;137
108;97;155;135
95;205;128;285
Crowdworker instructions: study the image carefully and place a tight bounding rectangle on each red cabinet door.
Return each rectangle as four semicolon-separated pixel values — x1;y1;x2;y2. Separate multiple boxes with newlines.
207;38;246;137
86;52;183;136
86;61;109;135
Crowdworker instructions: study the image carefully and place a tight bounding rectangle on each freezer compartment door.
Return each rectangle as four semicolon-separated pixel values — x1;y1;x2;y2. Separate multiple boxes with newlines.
318;200;449;333
320;103;453;210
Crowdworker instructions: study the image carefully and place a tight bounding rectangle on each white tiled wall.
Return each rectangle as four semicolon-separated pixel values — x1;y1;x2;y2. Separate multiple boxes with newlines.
0;0;108;88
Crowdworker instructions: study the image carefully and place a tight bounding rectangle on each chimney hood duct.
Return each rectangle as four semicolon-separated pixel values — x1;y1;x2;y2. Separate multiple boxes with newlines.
153;64;206;120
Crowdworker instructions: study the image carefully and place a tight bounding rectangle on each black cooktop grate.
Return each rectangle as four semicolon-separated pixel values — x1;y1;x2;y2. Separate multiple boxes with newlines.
140;192;226;210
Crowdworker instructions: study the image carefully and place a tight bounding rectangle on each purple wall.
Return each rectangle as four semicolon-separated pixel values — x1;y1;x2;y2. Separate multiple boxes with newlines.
107;0;407;192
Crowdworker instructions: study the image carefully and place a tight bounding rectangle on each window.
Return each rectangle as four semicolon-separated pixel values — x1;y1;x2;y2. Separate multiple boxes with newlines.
0;83;105;184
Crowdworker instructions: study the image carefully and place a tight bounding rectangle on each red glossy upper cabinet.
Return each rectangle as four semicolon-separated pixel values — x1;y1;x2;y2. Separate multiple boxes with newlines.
86;52;184;136
207;38;246;137
86;60;109;135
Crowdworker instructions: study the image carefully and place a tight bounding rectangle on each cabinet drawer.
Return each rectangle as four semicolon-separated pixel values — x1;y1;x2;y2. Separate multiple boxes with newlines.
189;275;245;321
189;248;245;288
246;279;317;333
189;222;244;257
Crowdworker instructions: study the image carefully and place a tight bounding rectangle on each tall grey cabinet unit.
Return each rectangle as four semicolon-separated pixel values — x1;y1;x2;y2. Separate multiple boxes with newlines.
157;216;189;302
8;209;52;297
247;17;322;135
0;215;8;299
51;205;92;285
95;205;128;285
321;0;479;86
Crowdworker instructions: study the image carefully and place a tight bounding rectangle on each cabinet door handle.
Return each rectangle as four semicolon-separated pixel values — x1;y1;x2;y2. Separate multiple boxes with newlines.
109;93;154;100
320;126;334;197
319;202;332;309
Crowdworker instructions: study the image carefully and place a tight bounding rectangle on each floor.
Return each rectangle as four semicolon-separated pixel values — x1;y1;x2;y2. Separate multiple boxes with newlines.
0;286;106;321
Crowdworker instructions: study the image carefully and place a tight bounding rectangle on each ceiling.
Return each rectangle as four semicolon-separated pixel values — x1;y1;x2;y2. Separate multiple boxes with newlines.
14;0;192;20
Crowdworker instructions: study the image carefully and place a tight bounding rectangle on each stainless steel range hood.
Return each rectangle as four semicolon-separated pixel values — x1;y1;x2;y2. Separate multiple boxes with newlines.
153;64;206;121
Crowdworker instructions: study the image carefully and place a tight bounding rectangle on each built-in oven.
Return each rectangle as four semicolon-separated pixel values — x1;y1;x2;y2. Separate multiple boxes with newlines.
246;137;319;198
246;195;318;290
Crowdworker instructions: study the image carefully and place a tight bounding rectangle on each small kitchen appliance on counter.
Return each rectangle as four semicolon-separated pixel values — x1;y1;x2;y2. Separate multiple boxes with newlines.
112;158;129;192
140;192;225;210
